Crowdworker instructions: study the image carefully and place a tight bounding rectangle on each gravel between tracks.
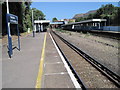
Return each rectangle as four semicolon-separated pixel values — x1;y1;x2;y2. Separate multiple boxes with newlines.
54;29;119;76
51;31;117;88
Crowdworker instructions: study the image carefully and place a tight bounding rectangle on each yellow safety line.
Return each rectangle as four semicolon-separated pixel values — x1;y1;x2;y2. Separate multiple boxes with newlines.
35;33;47;88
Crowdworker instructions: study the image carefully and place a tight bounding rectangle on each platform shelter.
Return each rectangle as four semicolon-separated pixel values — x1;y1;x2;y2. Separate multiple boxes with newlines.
34;20;50;32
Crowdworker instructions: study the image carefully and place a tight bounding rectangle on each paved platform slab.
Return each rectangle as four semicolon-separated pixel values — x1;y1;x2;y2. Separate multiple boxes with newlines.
2;31;77;88
2;33;45;88
41;32;75;88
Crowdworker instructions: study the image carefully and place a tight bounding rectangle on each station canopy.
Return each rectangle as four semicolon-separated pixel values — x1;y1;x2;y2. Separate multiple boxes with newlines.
34;20;50;24
50;22;64;25
62;19;107;26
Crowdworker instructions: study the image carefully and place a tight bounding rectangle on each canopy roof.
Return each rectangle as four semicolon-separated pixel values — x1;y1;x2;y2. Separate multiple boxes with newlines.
62;19;107;26
34;20;50;24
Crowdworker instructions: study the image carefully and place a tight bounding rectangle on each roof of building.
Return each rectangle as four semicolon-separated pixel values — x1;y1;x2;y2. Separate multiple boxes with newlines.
62;19;107;26
34;20;50;23
50;22;64;25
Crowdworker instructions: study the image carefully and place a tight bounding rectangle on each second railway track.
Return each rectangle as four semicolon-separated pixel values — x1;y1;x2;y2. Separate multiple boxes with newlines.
50;30;120;88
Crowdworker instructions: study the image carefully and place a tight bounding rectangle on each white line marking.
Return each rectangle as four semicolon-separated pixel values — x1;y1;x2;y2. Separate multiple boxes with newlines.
45;72;67;75
45;62;62;65
49;33;81;88
54;56;58;57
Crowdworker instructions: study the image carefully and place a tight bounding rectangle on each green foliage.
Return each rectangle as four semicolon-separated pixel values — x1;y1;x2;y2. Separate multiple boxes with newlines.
93;4;120;26
22;6;46;32
75;4;120;26
68;20;74;23
87;14;94;19
75;17;85;22
2;2;24;35
2;0;46;35
52;17;58;22
32;8;46;20
22;1;32;32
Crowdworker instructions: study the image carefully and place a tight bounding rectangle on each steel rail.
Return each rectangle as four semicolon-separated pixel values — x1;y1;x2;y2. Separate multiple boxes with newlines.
50;31;87;90
52;30;120;88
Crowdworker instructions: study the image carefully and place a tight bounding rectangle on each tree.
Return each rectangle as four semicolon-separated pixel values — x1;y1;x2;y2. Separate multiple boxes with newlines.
2;2;23;35
52;17;58;22
75;4;119;26
113;7;120;26
2;0;46;35
87;14;94;19
22;1;32;32
32;8;45;20
75;17;84;22
89;4;119;26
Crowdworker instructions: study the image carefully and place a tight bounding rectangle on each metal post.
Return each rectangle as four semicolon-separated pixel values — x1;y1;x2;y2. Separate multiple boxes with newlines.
17;24;20;51
72;25;74;29
105;22;106;26
32;10;35;37
6;0;13;57
39;24;40;32
109;17;110;26
41;23;43;32
34;24;36;32
6;0;9;13
6;14;13;58
98;22;100;29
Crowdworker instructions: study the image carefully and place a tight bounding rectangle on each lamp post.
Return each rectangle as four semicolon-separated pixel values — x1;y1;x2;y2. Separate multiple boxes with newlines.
6;0;13;57
38;16;42;32
6;0;10;35
6;0;9;13
107;15;111;26
32;10;35;37
39;16;42;20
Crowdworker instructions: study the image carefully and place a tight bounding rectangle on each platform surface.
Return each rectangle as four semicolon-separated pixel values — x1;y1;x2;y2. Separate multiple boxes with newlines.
41;32;75;88
2;33;45;88
2;32;75;88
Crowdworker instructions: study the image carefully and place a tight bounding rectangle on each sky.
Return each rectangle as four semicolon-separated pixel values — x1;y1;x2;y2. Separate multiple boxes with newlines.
31;2;119;21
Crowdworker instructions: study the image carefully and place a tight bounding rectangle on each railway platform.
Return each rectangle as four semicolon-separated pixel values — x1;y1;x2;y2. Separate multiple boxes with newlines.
2;31;79;88
38;32;75;88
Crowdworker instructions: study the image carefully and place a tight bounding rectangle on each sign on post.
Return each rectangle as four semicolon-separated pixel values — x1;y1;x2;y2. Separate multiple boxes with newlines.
6;13;20;58
7;14;18;24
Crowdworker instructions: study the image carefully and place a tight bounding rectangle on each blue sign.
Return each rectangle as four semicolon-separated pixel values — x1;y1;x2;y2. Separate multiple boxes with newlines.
6;13;20;58
7;14;18;24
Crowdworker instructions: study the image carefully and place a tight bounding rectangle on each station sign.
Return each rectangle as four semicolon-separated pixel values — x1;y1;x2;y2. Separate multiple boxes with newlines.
6;13;20;58
7;14;18;24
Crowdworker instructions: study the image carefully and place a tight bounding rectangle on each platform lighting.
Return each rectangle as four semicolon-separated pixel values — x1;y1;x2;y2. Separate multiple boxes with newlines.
32;10;35;37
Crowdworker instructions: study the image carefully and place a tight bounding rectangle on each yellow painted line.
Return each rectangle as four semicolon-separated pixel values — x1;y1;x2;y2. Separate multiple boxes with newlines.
35;33;47;88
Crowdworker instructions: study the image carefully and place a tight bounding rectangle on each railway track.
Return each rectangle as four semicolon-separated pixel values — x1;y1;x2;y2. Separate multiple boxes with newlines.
50;30;120;88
